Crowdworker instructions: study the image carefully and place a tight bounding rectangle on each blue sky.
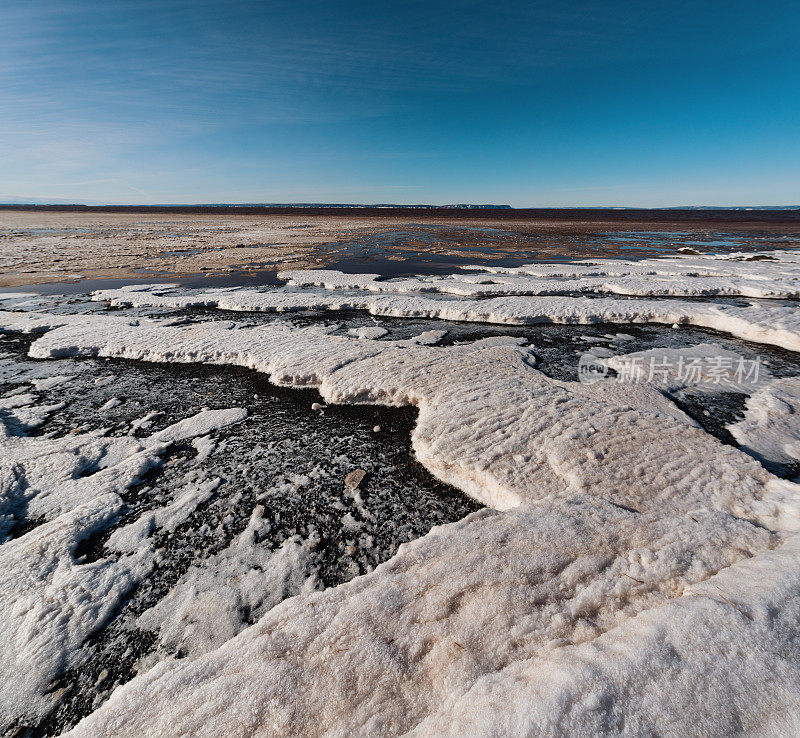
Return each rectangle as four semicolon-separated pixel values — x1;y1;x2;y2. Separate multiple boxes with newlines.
1;0;798;206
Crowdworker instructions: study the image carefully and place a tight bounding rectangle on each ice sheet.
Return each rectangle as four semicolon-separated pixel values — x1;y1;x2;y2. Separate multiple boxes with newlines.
2;256;800;734
90;286;800;351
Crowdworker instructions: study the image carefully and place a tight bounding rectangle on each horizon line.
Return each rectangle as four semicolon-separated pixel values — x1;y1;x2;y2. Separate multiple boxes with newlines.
2;202;800;211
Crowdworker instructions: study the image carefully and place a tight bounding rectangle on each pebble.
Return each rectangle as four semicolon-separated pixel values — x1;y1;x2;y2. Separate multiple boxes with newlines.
345;469;366;489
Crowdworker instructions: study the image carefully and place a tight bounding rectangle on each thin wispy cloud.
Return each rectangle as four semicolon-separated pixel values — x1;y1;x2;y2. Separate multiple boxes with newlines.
1;0;799;205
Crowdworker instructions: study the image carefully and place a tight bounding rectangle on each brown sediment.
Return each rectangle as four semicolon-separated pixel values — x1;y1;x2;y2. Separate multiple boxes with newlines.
1;209;798;288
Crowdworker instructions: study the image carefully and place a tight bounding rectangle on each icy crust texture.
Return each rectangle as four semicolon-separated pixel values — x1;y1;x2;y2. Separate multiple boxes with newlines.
275;249;800;299
136;514;318;662
729;377;800;467
22;317;797;522
1;306;796;734
69;504;781;737
0;404;246;728
90;283;800;351
603;342;773;394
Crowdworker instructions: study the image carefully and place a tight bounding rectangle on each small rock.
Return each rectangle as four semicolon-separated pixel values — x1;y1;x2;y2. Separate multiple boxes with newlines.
373;425;381;433
345;469;366;489
311;402;325;411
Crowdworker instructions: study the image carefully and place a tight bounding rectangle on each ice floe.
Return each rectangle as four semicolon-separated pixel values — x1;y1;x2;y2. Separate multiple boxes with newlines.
90;284;800;351
728;377;800;470
603;342;772;394
21;314;799;523
347;325;389;340
274;249;800;298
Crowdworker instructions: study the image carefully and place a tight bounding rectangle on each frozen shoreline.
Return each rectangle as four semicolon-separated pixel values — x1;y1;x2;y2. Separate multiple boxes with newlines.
3;209;799;289
2;250;800;735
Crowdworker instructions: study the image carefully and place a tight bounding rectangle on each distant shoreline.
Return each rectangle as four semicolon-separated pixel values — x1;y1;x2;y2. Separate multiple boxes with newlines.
2;204;800;222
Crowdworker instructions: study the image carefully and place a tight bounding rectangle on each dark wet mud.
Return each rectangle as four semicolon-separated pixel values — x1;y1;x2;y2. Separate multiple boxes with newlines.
2;332;481;736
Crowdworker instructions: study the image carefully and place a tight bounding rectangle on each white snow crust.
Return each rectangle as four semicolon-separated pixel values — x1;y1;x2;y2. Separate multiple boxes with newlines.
728;377;800;468
0;406;246;727
106;476;223;554
136;508;317;661
3;251;800;735
22;314;797;520
1;306;793;733
90;284;800;351
274;249;800;299
604;342;773;394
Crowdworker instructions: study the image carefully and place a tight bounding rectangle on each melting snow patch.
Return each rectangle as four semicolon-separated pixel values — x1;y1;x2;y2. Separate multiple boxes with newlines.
136;511;317;662
728;377;800;468
0;402;247;729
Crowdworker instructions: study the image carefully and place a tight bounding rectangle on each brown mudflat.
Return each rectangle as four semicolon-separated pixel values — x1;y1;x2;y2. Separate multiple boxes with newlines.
1;208;798;289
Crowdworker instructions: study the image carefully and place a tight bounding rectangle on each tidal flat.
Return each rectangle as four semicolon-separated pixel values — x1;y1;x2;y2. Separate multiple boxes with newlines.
3;207;800;289
2;209;800;736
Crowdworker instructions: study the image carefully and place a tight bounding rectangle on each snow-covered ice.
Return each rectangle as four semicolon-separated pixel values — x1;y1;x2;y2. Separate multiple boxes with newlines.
728;377;800;470
98;397;123;411
2;248;800;735
604;342;772;394
275;249;800;298
347;325;389;340
71;499;780;736
136;509;317;661
16;315;795;521
0;402;246;728
90;284;800;351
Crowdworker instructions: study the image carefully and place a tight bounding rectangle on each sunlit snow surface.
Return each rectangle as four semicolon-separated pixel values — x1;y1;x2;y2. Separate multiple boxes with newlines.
1;249;800;736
